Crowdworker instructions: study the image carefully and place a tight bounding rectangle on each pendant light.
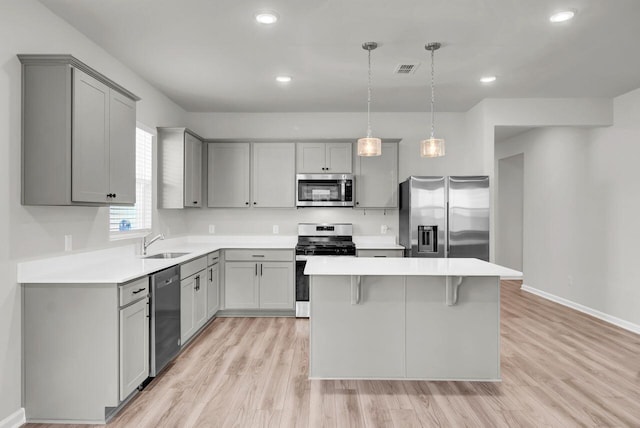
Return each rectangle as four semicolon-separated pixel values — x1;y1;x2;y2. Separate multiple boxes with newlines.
420;42;445;158
357;42;382;157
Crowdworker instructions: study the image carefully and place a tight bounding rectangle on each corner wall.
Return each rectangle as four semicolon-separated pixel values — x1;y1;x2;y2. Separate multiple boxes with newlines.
495;88;640;327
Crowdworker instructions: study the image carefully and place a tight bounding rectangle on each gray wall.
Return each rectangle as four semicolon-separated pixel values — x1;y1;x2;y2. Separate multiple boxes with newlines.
496;153;524;271
495;87;640;326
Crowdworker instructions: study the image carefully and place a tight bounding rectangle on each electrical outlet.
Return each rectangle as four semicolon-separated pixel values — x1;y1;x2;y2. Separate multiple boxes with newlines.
273;225;279;234
64;235;72;252
209;224;215;234
381;224;389;234
568;275;573;286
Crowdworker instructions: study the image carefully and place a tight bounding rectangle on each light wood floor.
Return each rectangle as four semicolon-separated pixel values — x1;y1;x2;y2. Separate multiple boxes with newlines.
27;280;640;427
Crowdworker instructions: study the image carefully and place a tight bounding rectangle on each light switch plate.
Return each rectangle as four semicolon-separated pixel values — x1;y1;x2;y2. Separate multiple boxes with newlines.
273;225;279;234
209;224;215;234
64;235;72;251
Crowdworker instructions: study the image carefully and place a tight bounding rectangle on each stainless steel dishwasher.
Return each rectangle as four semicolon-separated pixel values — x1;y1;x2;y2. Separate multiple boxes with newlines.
150;265;181;377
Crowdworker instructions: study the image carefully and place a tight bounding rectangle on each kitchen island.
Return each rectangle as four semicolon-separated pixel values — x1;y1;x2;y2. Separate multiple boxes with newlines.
305;257;521;381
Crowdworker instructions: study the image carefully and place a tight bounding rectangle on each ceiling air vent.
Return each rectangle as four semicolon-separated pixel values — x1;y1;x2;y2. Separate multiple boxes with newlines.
394;63;419;74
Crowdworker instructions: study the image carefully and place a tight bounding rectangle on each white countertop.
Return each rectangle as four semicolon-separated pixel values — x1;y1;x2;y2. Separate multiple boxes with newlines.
17;234;407;284
304;257;522;277
352;236;404;250
18;235;297;284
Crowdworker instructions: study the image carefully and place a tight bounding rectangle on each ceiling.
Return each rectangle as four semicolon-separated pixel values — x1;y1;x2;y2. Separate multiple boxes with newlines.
39;0;640;113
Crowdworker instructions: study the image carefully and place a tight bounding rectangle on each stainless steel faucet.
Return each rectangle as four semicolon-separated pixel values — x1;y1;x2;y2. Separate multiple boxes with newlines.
143;233;165;255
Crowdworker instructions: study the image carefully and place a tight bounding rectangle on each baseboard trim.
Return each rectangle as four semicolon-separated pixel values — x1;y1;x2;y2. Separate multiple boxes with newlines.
521;284;640;335
0;408;25;428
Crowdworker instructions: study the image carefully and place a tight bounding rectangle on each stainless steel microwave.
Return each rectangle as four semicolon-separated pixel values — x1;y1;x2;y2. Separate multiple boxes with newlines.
296;174;354;207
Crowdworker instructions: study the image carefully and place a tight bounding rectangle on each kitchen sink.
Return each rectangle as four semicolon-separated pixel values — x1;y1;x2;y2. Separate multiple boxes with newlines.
143;252;190;259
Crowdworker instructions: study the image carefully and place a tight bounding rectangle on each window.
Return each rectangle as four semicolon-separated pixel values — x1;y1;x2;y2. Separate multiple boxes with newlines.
110;126;153;238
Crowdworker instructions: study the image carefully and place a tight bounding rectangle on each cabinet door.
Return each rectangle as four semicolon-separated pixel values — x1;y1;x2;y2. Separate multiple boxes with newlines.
108;90;136;205
224;262;259;309
208;143;251;207
325;142;352;173
296;143;326;173
184;133;202;207
72;68;109;203
355;142;398;208
119;298;149;401
194;272;207;331
252;143;295;207
180;275;196;343
207;264;220;319
259;262;294;309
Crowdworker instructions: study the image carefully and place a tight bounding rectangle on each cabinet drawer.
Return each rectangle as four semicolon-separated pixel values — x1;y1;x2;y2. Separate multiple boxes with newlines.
356;249;404;258
208;251;220;266
224;249;293;262
119;277;149;307
181;256;208;279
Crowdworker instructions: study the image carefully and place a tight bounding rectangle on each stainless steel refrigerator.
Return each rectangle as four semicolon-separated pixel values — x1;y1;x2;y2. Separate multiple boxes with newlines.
399;176;490;261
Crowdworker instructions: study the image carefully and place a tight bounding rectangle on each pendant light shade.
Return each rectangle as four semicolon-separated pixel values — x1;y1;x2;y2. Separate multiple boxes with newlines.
357;137;382;156
420;138;445;157
421;42;445;158
357;42;382;157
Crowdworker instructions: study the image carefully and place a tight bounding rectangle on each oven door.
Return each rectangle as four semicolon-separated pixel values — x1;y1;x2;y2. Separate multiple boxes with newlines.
295;258;309;318
296;174;354;207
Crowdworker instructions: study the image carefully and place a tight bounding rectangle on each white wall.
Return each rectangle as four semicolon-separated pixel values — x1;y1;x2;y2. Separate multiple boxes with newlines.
185;112;482;236
495;88;640;326
0;0;189;420
496;154;524;271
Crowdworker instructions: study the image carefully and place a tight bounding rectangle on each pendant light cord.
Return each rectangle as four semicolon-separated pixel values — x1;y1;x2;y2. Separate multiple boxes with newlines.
430;47;435;140
367;47;372;138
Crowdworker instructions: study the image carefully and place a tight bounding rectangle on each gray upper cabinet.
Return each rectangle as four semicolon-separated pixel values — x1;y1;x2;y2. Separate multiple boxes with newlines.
157;128;204;208
252;143;295;208
296;142;352;173
19;54;139;206
108;91;136;204
354;141;399;209
208;142;251;207
208;142;295;208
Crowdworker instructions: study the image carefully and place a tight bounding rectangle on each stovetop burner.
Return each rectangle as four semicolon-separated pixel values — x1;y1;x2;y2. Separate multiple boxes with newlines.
296;223;356;256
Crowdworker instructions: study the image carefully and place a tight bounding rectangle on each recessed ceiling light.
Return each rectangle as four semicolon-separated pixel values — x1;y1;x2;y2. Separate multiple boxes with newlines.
255;11;279;24
276;76;292;83
549;10;575;23
480;76;497;83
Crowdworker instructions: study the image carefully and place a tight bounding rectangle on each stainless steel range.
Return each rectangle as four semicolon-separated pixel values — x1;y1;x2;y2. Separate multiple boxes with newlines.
295;223;356;318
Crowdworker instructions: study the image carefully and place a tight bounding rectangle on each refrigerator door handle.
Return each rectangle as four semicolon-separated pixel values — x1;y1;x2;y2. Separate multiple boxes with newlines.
446;201;450;256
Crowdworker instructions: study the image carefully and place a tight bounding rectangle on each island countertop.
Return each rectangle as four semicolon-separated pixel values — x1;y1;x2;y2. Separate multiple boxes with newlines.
304;257;522;277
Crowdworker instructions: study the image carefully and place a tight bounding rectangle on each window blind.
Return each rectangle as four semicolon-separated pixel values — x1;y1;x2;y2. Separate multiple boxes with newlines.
109;127;153;234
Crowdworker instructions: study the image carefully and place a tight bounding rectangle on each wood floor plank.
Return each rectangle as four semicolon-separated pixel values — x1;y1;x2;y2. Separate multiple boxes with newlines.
25;281;640;428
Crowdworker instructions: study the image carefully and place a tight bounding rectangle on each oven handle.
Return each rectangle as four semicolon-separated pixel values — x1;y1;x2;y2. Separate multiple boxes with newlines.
296;255;357;261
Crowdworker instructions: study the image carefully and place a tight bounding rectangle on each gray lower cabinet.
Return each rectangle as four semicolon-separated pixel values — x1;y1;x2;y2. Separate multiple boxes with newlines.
119;296;149;402
354;141;399;208
259;262;294;309
157;128;204;208
223;249;294;310
356;249;404;258
208;142;295;208
180;261;208;344
296;142;352;173
19;54;139;206
207;259;220;318
224;261;259;308
22;275;149;423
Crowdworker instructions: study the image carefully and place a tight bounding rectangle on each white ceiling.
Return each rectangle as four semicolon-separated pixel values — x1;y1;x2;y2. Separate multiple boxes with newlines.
39;0;640;113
